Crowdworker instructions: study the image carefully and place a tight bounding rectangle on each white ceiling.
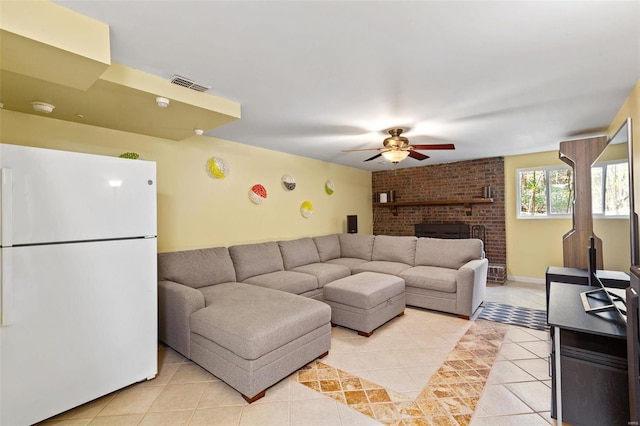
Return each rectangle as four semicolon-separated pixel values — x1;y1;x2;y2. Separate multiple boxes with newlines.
54;0;640;171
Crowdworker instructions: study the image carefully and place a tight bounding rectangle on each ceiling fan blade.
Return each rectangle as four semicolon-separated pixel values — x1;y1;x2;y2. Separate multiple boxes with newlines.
408;150;429;161
410;143;455;150
364;153;383;162
341;147;383;152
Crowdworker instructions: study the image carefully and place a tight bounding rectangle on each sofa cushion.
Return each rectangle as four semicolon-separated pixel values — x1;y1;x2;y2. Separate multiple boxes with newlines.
414;238;483;270
325;257;369;271
190;283;331;360
352;261;413;276
372;235;417;265
243;270;318;295
290;263;351;287
338;234;375;260
313;234;341;262
400;266;457;293
199;282;241;306
278;238;321;270
157;247;236;289
229;242;284;282
324;272;405;309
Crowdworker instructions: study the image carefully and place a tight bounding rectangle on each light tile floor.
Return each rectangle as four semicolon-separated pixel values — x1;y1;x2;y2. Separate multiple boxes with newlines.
42;281;553;425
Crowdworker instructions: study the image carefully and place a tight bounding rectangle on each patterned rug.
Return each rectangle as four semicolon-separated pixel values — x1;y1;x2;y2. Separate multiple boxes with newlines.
477;302;549;331
294;320;509;425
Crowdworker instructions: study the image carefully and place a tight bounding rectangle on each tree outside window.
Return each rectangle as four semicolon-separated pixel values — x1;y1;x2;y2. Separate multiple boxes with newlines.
519;169;548;216
518;167;572;218
593;160;629;216
549;169;573;215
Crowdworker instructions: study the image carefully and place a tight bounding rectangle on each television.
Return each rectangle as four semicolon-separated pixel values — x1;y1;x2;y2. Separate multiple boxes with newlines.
580;118;636;322
582;236;627;323
592;117;638;271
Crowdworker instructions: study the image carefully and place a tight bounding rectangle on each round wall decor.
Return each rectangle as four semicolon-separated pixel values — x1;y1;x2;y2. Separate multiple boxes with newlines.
206;157;230;179
282;174;296;191
300;201;313;218
249;184;268;204
325;179;335;195
118;152;139;160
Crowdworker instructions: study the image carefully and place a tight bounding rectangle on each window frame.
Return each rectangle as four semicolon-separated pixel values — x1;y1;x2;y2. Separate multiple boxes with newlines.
516;165;573;219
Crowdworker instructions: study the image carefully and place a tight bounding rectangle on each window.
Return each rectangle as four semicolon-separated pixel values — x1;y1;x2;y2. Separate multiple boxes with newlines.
517;160;629;218
517;166;573;218
592;159;630;217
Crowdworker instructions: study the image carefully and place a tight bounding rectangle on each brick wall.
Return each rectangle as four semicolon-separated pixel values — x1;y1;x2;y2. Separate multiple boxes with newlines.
372;157;506;283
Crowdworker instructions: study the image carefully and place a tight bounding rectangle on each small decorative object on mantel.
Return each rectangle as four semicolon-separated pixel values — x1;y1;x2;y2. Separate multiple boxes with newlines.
282;174;296;191
325;180;335;195
118;152;139;160
249;184;267;204
300;201;313;218
206;157;229;179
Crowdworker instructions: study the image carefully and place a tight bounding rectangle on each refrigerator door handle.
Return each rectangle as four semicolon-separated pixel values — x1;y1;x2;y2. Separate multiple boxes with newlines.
1;168;13;247
1;248;14;326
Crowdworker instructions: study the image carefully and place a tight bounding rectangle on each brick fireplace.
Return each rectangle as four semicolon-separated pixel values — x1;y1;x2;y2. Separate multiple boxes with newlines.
372;157;506;284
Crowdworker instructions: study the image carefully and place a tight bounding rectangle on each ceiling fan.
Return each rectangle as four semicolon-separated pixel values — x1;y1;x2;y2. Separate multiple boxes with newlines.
342;128;455;163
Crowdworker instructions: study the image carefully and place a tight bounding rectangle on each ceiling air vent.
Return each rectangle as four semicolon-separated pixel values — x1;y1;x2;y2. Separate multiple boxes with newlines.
169;75;211;92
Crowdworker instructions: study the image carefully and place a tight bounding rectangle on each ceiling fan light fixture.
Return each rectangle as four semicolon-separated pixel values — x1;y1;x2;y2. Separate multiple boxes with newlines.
381;150;410;163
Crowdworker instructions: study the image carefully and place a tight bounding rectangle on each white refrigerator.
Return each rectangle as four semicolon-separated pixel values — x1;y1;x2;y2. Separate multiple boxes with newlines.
0;144;158;425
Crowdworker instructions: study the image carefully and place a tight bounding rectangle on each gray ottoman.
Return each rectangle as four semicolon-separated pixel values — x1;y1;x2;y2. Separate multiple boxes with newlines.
323;272;405;337
189;283;331;403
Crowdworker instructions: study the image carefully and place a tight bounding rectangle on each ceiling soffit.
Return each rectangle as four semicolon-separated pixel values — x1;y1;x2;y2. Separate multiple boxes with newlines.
0;1;240;141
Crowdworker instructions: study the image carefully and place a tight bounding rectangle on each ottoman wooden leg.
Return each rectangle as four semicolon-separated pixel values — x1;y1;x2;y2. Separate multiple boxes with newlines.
242;390;266;404
397;311;405;318
358;330;373;337
318;351;329;359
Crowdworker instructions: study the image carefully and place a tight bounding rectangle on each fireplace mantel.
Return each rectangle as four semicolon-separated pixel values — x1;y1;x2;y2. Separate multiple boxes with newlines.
373;197;493;216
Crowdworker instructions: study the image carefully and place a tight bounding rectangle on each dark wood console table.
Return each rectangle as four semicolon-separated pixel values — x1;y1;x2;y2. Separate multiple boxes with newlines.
548;282;629;425
545;266;629;319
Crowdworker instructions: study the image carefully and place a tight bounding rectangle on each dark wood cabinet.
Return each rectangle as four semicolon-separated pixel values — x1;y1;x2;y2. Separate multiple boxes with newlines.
548;282;629;425
628;267;640;423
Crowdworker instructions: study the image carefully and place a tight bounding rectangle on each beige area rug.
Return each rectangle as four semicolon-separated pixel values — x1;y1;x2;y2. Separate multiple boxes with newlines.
293;320;509;425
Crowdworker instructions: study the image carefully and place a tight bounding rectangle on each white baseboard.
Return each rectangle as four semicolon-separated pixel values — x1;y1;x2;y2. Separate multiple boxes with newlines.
506;275;545;285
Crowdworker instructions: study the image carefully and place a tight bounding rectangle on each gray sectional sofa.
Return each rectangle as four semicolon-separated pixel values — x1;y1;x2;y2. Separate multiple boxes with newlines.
157;233;488;401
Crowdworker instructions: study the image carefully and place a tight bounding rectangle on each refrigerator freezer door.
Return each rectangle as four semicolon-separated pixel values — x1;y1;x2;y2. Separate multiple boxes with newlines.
0;238;157;426
0;144;156;246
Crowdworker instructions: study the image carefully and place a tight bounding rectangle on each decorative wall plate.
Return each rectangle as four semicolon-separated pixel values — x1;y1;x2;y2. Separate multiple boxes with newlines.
325;180;335;195
206;157;229;179
282;174;296;191
118;152;139;159
249;184;268;204
300;201;313;218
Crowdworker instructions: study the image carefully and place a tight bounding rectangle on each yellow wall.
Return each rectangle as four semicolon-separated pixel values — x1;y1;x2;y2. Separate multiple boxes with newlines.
505;151;571;281
506;80;640;281
0;109;373;252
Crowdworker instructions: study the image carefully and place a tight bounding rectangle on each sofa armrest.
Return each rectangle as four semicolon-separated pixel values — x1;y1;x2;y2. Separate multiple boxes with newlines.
158;280;205;358
455;258;488;318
